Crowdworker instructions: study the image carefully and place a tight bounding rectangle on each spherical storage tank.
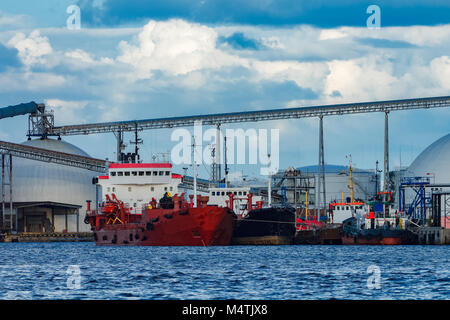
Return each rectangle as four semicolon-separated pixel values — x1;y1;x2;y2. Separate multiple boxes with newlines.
408;133;450;184
4;138;102;233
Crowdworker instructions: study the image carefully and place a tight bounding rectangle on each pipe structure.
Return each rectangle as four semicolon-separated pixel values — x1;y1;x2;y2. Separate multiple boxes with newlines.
0;102;38;120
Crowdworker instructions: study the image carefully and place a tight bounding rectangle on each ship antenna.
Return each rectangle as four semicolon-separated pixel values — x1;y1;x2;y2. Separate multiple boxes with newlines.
347;155;355;203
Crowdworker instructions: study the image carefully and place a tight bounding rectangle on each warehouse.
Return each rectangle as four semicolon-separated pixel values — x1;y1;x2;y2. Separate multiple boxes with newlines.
0;138;102;233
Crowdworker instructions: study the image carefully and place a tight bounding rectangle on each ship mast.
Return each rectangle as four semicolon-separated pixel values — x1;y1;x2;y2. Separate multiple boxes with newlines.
267;153;272;207
192;135;197;208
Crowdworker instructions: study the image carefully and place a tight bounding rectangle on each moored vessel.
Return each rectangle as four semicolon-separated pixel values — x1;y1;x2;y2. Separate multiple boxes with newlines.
85;162;236;246
339;191;417;245
209;188;296;245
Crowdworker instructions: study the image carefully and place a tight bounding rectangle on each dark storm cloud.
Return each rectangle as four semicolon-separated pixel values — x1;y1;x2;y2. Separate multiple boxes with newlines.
76;0;450;27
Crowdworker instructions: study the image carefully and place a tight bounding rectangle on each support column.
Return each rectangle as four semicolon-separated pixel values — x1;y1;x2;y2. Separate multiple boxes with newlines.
9;154;13;232
115;130;124;162
384;111;390;191
318;115;326;213
1;153;5;229
76;209;79;233
51;207;55;232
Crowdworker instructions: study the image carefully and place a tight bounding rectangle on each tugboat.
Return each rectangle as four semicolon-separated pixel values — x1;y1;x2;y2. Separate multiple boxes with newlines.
85;162;236;246
340;216;404;245
294;191;342;245
340;191;416;245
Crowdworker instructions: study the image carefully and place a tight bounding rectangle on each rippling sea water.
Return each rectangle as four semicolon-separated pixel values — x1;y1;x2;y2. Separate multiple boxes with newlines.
0;243;448;300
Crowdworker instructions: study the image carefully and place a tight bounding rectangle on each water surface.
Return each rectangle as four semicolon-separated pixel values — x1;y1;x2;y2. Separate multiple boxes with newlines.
0;243;448;299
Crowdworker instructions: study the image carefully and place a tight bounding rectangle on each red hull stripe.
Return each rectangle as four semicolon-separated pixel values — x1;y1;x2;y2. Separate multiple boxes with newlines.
109;163;172;169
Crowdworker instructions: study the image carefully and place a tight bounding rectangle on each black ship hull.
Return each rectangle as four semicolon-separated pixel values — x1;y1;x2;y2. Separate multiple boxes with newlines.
231;207;296;245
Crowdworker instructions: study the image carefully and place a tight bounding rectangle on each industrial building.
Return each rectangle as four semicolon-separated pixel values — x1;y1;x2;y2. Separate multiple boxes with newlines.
0;138;101;233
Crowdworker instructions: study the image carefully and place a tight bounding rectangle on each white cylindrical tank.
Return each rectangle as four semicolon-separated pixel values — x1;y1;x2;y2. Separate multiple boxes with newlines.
299;164;378;204
2;138;102;232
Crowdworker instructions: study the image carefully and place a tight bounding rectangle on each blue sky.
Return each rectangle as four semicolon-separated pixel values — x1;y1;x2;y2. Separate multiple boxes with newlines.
0;1;449;180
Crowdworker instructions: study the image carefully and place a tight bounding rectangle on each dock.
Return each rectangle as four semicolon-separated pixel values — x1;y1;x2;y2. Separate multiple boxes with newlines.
0;232;93;243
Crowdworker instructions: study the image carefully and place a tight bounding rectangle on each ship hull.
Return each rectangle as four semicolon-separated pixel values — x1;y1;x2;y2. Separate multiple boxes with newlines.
231;208;296;245
231;235;292;245
92;206;235;246
341;234;402;245
294;225;342;245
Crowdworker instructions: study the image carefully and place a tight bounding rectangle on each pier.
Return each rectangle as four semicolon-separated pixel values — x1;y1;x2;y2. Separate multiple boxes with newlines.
0;232;93;243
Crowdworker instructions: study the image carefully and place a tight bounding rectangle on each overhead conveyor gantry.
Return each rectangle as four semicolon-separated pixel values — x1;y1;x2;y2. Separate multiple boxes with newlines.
17;95;450;210
46;96;450;136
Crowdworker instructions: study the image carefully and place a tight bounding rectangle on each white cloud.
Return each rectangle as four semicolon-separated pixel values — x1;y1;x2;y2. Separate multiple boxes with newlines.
341;25;450;47
44;99;89;124
324;56;398;102
117;19;247;79
64;49;114;68
0;71;66;92
7;30;53;67
251;60;329;93
0;11;29;30
430;56;450;90
319;29;348;41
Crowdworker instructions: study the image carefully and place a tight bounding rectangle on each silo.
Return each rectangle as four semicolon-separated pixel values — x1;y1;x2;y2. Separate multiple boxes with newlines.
298;164;378;204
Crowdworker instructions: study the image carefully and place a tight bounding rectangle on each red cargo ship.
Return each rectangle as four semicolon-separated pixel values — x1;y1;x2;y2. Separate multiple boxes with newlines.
85;193;235;246
84;162;235;246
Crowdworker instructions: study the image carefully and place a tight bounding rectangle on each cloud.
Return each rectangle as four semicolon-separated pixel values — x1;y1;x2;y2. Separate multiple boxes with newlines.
77;0;450;27
7;30;53;67
0;11;29;30
430;56;450;90
117;19;246;79
64;49;114;68
44;99;89;125
1;16;450;170
0;71;66;92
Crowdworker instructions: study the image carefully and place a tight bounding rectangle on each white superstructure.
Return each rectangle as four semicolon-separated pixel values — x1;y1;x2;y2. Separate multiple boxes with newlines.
208;187;263;216
98;163;182;213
